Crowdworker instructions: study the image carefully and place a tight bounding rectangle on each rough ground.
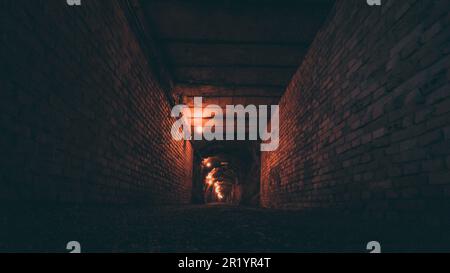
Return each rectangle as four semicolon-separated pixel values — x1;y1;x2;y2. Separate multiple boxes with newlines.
1;204;449;253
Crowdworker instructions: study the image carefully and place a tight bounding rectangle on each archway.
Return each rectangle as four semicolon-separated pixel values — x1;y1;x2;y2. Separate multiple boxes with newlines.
192;141;261;206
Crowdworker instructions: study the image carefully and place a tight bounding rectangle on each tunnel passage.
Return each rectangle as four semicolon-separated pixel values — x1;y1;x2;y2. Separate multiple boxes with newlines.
0;0;334;207
204;160;238;204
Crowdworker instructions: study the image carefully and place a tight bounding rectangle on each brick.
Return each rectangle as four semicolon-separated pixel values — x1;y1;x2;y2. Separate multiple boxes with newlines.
373;128;386;139
422;159;445;172
386;190;399;199
426;84;450;105
362;133;373;144
445;186;450;197
401;188;419;198
419;130;443;146
429;172;450;185
399;139;416;151
444;126;450;139
403;162;421;175
434;99;450;116
414;108;433;124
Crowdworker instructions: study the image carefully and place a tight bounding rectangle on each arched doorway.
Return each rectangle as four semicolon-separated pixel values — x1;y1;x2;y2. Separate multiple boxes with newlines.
191;141;261;206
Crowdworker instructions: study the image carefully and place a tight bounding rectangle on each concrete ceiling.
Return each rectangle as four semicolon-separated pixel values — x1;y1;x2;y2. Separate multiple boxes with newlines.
139;0;335;107
127;0;335;146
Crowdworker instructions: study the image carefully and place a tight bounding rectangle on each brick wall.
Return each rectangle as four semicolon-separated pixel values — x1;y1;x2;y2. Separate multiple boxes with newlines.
261;0;450;216
0;0;193;205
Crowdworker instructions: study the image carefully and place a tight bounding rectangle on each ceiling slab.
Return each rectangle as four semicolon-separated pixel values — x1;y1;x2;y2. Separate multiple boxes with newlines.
174;66;296;86
166;42;308;67
142;0;335;43
173;84;284;97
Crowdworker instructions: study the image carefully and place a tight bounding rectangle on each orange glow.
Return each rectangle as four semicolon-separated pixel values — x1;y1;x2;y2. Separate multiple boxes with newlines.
214;185;221;194
195;126;203;134
205;170;215;186
205;168;226;201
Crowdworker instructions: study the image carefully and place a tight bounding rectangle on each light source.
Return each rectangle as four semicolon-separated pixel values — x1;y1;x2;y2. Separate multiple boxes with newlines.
195;126;203;134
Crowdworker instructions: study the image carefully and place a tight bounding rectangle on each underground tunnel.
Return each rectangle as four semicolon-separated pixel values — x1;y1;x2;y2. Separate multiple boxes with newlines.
1;0;450;255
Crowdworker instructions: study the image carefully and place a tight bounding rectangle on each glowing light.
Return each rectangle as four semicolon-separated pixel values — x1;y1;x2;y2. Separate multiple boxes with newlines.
195;126;203;134
206;162;212;168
